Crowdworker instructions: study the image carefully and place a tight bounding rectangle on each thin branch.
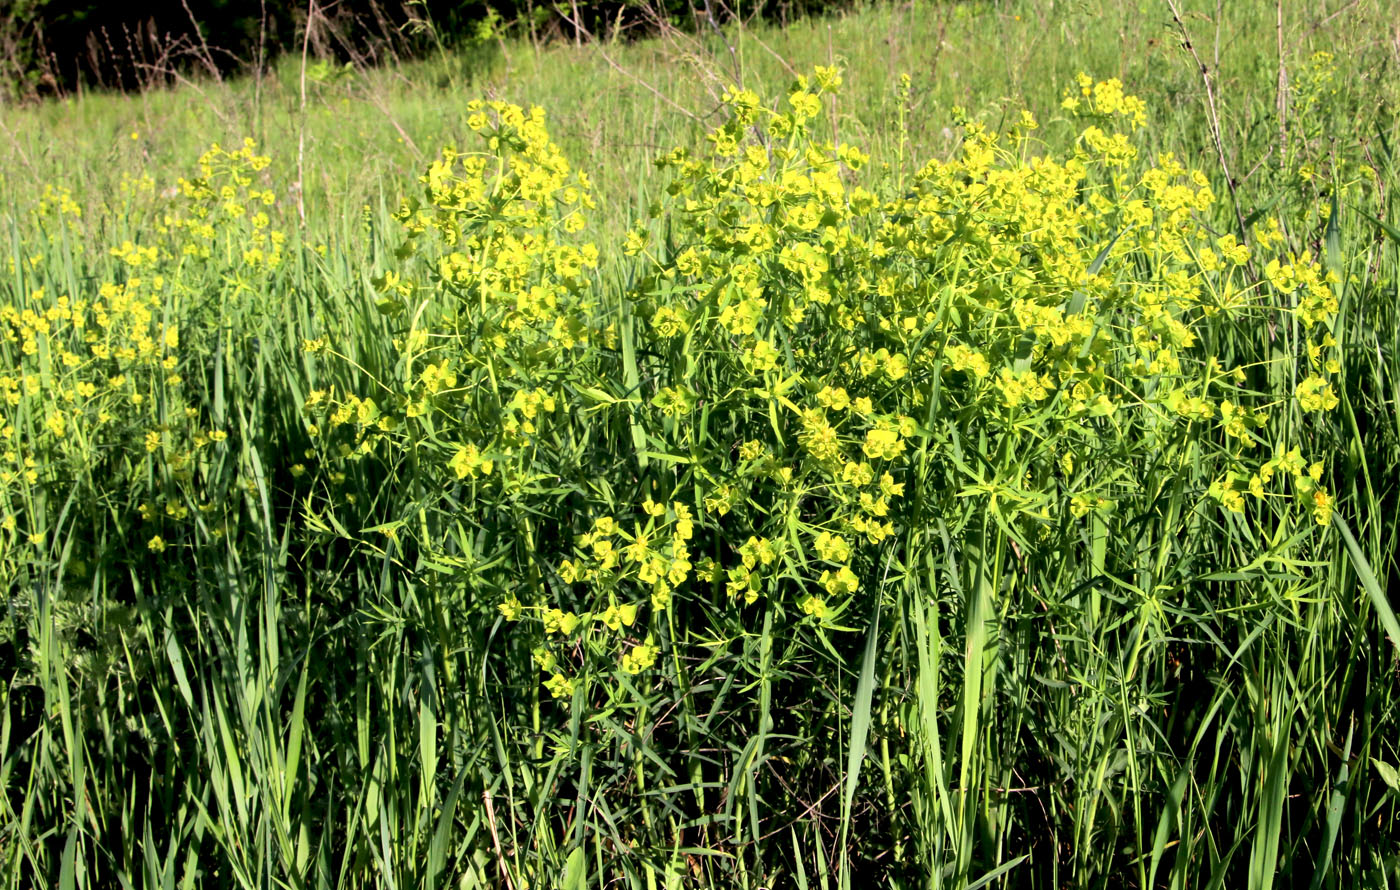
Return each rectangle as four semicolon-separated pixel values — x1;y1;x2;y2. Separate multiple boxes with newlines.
482;789;518;890
1307;0;1363;35
561;9;704;123
701;0;742;86
1163;0;1250;251
297;0;315;225
254;0;268;139
179;0;223;82
1276;0;1287;171
0;113;35;176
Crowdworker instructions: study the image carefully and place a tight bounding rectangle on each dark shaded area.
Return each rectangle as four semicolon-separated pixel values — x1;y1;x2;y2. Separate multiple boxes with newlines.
0;0;857;100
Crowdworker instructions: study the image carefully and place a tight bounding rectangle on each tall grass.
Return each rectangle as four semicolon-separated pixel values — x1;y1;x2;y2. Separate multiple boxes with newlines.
2;1;1399;888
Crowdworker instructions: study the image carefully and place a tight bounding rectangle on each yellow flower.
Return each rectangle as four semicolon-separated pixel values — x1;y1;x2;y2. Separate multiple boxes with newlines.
544;673;576;700
1312;488;1334;526
1295;375;1338;413
739;536;778;569
813;531;851;563
598;602;638;631
449;443;493;479
862;428;904;460
543;608;580;636
820;565;859;597
620;638;659;674
532;647;556;672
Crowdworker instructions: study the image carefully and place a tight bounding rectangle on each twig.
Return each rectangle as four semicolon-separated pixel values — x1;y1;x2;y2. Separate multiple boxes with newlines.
755;775;843;842
1307;0;1363;36
1242;145;1276;184
255;0;268;140
0;113;35;176
482;788;518;890
1212;0;1222;75
702;0;742;86
741;27;798;79
297;0;314;226
565;11;704;123
827;25;837;149
311;9;423;158
1276;0;1287;171
131;59;236;129
1163;0;1250;250
179;0;223;82
708;0;797;80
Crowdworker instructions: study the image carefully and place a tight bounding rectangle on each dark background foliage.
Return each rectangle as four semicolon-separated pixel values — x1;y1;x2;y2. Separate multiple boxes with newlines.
0;0;855;99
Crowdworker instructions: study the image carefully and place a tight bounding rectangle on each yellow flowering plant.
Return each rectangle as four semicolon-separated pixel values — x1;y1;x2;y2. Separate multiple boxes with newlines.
12;58;1383;890
289;72;1347;746
2;138;295;586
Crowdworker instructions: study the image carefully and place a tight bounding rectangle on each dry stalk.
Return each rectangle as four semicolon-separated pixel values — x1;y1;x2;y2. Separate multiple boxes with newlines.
179;0;222;82
482;788;518;890
1275;0;1287;173
296;0;315;226
1163;0;1251;252
556;5;705;123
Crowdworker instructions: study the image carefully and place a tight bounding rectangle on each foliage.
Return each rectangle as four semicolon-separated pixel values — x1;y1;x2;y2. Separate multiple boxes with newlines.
0;0;859;100
3;3;1400;888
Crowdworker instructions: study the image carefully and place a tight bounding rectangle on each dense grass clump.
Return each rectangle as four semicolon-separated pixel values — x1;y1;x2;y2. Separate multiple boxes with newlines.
3;3;1400;888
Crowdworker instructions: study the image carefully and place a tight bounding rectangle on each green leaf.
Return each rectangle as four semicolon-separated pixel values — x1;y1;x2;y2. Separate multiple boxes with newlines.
1334;515;1400;653
561;845;588;890
837;596;881;889
1352;205;1400;247
1372;758;1400;793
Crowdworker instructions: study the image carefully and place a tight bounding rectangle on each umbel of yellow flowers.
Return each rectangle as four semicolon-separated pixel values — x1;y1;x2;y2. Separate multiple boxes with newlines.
1;70;1342;710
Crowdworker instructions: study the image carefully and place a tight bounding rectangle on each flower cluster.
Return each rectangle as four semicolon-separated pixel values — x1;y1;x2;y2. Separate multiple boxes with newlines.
2;139;291;573
253;74;1342;705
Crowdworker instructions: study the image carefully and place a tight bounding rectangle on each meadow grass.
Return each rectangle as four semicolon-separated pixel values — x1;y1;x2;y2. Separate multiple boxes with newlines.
2;1;1400;888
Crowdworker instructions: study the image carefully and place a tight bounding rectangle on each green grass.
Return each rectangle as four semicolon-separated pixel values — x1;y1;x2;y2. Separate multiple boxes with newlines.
3;1;1400;888
4;0;1393;241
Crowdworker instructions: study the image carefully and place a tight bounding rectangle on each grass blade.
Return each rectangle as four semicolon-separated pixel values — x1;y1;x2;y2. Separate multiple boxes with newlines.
1334;515;1400;653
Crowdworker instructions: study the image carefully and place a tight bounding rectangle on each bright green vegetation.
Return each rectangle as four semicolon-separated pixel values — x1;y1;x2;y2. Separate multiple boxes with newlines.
3;2;1399;888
